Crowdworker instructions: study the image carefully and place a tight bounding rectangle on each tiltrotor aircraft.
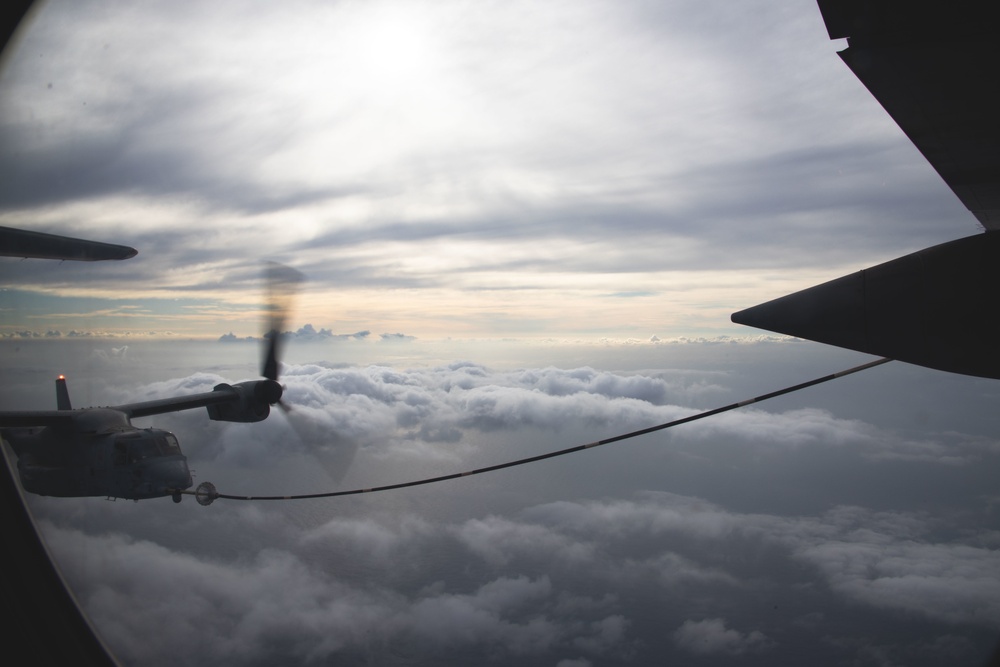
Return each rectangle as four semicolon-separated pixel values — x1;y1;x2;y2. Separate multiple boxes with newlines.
0;265;301;503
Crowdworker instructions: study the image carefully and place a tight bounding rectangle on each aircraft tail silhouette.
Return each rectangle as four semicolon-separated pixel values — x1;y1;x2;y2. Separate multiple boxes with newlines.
55;376;72;411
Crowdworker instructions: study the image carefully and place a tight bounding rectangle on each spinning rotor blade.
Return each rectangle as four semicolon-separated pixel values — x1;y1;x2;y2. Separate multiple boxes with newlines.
257;262;353;478
261;262;304;383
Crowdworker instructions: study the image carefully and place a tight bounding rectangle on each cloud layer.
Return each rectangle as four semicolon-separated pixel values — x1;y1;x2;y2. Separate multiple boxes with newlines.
10;338;998;666
37;490;999;666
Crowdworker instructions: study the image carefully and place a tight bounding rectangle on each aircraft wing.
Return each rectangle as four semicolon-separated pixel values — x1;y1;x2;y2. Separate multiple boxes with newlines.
1;391;243;427
0;382;235;428
113;390;236;420
1;381;279;429
732;2;1000;379
0;226;138;261
114;379;280;423
817;0;1000;229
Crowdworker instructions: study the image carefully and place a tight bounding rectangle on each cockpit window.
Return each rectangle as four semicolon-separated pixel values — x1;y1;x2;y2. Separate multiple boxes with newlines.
160;433;182;456
114;431;182;464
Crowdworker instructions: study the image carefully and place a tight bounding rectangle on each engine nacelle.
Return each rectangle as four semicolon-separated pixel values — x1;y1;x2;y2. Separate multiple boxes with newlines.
206;380;282;423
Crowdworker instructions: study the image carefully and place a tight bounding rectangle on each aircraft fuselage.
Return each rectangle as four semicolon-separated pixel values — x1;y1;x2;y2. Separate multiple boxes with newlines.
2;413;193;500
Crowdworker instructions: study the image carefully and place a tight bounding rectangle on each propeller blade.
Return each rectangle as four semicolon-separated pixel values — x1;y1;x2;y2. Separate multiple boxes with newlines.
257;263;356;481
261;262;304;382
262;335;281;383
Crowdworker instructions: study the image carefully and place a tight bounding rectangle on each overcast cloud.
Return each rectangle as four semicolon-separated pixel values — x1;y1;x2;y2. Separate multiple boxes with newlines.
0;0;981;339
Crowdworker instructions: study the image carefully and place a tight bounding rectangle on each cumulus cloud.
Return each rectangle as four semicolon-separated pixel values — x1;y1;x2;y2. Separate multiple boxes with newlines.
519;494;1000;629
260;362;992;470
673;617;772;655
790;517;1000;626
38;484;998;667
556;659;592;667
380;332;416;342
97;355;996;491
218;332;254;342
11;340;1000;667
455;515;597;567
41;520;634;667
219;327;372;343
88;345;128;363
1;328;168;339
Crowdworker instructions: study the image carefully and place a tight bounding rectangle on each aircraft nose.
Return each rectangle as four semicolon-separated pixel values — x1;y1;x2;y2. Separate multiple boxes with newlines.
154;459;193;491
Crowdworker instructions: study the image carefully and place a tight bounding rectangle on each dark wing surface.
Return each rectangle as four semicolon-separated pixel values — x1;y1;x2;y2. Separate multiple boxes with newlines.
818;0;1000;229
113;391;236;420
0;226;138;261
732;2;1000;378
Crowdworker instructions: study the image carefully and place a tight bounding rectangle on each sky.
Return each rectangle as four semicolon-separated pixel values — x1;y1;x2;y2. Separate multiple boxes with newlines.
0;0;982;341
2;1;1000;666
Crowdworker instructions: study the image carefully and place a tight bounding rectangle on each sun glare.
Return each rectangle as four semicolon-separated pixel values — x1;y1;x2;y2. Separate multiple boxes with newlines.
348;8;438;92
